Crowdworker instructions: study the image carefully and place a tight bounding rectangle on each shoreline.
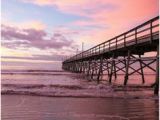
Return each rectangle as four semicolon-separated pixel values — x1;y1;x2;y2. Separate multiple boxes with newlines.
2;90;158;100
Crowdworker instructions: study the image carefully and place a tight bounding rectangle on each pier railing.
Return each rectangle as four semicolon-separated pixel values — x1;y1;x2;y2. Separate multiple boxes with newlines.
65;16;159;63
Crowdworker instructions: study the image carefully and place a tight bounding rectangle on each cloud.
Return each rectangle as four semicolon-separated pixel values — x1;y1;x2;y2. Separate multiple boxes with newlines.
22;0;117;17
21;0;158;45
53;26;80;35
2;20;46;30
20;21;46;30
21;0;158;20
1;24;75;50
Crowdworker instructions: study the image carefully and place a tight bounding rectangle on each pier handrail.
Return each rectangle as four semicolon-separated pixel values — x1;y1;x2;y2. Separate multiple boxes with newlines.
64;16;159;63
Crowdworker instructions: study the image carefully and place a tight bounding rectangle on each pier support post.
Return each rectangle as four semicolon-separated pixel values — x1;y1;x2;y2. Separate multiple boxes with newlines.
113;60;117;80
77;62;80;73
97;56;103;83
139;55;145;84
81;61;84;73
91;60;95;79
75;63;78;72
154;45;159;95
95;61;98;76
106;60;110;78
79;61;82;73
87;60;91;76
109;54;115;83
124;50;131;85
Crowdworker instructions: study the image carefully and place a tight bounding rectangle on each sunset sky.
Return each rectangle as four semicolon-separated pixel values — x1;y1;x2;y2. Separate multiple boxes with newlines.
1;0;159;70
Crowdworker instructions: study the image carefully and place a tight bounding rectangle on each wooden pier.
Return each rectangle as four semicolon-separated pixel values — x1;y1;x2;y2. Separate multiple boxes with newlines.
62;16;159;95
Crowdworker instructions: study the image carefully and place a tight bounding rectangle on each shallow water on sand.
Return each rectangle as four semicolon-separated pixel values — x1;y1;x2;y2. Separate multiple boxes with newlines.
2;95;159;120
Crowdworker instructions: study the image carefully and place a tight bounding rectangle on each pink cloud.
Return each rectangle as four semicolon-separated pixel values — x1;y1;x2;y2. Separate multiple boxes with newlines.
22;0;158;19
2;20;46;30
69;0;158;41
1;24;76;50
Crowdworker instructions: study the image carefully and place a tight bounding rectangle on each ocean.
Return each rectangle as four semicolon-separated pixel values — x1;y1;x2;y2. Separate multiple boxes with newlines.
1;70;159;120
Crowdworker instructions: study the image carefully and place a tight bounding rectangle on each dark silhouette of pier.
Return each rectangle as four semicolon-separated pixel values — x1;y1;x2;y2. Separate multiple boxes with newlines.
62;16;159;95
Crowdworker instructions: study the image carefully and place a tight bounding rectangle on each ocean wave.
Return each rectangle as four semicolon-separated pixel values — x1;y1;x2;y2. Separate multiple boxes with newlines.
1;70;72;75
2;69;64;72
1;89;157;99
1;83;157;99
1;72;72;76
2;84;83;89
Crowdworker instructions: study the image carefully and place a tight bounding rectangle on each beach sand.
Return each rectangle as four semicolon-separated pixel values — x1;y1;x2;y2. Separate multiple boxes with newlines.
2;95;159;120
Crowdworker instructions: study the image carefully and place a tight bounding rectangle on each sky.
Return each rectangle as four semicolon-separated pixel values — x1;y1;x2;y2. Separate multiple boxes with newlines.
1;0;159;70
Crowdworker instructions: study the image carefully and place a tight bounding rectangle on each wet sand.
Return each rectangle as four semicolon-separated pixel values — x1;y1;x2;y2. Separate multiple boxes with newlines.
2;95;159;120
